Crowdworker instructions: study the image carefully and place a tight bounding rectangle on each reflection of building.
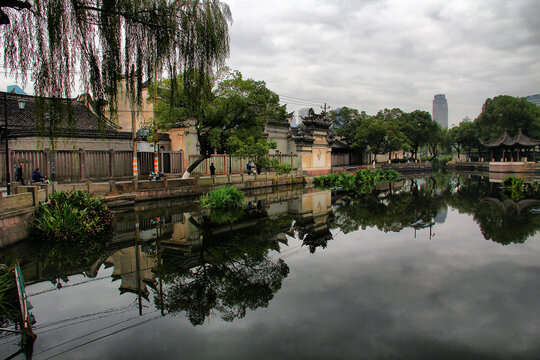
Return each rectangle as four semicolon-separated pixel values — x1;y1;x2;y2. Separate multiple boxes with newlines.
105;246;156;299
289;189;333;253
434;208;447;224
432;94;448;128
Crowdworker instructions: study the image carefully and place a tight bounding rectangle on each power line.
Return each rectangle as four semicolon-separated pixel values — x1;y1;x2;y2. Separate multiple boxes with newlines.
41;313;162;359
36;310;160;357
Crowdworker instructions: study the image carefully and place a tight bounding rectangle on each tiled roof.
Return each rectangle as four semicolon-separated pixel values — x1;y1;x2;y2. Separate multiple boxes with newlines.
0;92;131;139
481;129;540;148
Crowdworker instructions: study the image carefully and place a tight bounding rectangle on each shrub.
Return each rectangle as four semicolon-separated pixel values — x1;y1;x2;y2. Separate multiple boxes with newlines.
32;190;113;243
200;186;244;209
276;163;293;175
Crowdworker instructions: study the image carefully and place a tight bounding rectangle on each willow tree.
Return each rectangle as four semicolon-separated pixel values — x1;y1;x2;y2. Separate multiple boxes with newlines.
0;0;232;121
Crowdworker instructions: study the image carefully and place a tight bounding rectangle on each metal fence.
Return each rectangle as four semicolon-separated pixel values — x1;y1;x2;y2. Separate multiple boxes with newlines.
188;153;299;176
0;149;183;184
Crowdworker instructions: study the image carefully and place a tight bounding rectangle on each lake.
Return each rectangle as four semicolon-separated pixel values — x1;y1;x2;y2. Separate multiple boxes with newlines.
1;172;540;359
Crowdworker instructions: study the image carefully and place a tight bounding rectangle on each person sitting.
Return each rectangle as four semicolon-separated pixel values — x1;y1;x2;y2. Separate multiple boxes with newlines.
31;168;47;183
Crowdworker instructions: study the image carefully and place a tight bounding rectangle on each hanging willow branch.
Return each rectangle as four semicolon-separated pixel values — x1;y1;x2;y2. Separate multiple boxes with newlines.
0;0;231;125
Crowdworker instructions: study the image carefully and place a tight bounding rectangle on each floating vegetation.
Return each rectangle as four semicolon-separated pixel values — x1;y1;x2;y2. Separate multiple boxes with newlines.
503;176;525;201
314;169;401;193
32;190;113;243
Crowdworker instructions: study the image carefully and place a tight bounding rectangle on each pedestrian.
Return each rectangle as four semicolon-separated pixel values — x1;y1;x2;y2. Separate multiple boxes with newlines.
247;161;253;175
32;168;45;183
210;163;216;176
15;161;25;185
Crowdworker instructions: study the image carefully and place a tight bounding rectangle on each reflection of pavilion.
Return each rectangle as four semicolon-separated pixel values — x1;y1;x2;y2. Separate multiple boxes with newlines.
481;198;540;214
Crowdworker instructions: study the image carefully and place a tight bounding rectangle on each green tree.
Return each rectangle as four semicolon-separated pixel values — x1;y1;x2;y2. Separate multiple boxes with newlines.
355;116;408;161
459;121;480;160
449;126;464;159
475;95;540;141
425;121;443;158
1;0;231;122
399;110;434;159
153;68;286;177
328;106;369;141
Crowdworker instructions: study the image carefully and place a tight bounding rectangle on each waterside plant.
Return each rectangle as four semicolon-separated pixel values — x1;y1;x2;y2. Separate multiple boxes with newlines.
200;186;244;209
0;265;18;321
313;169;401;193
32;190;113;243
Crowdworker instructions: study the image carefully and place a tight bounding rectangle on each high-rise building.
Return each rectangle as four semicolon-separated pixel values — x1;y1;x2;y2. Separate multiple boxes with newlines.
525;94;540;106
432;94;448;128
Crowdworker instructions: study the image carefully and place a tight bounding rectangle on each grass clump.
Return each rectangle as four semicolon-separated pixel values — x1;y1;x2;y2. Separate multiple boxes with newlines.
32;190;113;243
0;265;17;319
200;186;244;209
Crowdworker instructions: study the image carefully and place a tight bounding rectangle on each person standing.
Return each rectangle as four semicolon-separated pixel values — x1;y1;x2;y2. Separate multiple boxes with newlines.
15;161;24;185
210;163;216;176
247;161;252;175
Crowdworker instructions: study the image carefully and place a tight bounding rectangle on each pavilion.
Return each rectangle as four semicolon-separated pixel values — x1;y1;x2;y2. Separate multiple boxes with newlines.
481;129;540;162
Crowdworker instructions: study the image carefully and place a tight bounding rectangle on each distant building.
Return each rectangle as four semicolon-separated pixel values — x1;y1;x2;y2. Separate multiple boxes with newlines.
6;85;26;95
432;94;448;128
525;94;540;106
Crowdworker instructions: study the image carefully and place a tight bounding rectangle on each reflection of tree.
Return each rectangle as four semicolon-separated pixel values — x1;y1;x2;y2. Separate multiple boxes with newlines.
449;176;540;245
155;215;291;325
35;234;111;286
330;173;452;233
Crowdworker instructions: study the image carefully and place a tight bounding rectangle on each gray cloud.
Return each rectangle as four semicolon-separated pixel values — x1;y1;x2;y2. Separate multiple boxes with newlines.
225;0;540;126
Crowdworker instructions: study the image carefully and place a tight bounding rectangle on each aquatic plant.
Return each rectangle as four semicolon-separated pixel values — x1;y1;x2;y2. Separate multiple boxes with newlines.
503;176;525;201
200;186;244;209
0;265;18;319
314;169;401;194
32;190;113;243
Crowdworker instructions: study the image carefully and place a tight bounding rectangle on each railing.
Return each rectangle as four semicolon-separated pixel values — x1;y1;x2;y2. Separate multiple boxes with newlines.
188;153;299;175
0;149;183;184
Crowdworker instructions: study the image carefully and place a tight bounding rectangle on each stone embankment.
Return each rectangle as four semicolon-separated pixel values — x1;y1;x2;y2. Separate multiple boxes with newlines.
0;172;305;247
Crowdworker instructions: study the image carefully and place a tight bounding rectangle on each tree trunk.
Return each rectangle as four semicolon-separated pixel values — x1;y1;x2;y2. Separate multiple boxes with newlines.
181;154;210;179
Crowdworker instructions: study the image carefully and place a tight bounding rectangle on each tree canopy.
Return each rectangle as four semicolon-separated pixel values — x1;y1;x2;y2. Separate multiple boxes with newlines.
1;0;232;120
475;95;540;140
152;68;287;175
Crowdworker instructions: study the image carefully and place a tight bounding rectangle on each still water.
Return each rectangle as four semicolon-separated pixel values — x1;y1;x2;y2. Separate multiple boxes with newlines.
2;173;540;359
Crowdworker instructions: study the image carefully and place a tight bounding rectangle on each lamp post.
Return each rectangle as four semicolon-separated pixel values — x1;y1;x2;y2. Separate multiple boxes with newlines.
3;92;10;195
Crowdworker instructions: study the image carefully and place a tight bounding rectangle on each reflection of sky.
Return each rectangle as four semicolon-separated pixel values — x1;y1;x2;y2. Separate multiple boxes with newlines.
6;207;540;359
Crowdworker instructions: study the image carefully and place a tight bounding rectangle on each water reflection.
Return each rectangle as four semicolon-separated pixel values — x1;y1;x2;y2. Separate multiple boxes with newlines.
1;173;540;350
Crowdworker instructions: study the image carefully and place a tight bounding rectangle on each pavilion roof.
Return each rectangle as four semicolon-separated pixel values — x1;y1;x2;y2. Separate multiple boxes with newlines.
481;129;540;148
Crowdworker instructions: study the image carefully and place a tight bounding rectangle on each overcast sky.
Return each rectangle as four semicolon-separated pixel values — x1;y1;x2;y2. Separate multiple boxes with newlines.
1;0;539;127
223;0;540;127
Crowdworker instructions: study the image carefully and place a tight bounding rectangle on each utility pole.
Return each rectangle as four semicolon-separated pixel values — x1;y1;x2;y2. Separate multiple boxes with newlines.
3;92;10;195
131;102;138;189
153;53;159;175
321;103;330;114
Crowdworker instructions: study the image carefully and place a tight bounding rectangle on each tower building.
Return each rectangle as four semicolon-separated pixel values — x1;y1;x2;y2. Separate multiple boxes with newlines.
432;94;448;128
